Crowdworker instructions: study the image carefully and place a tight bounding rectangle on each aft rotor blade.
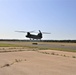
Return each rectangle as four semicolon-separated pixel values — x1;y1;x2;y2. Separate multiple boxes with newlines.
29;30;35;33
42;32;51;34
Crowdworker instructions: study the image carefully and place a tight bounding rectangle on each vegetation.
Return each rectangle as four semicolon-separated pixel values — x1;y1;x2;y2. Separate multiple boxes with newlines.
0;39;76;43
1;59;26;68
0;39;76;52
0;43;20;47
49;48;76;52
72;56;76;58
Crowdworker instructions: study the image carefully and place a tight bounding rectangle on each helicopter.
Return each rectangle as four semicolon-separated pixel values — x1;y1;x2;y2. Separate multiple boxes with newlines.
15;30;50;40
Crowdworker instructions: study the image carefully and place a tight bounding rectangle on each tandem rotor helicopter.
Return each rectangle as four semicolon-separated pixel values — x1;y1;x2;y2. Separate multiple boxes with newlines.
15;30;51;40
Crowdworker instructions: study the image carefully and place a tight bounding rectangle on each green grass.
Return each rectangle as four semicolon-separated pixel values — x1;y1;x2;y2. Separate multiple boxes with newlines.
49;48;76;52
0;43;20;47
38;47;76;52
0;43;76;52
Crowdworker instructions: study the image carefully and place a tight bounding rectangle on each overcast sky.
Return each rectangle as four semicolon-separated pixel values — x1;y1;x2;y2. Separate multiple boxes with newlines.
0;0;76;40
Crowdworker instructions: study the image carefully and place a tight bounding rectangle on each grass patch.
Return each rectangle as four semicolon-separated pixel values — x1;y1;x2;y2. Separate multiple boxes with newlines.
38;47;76;52
48;48;76;52
1;59;26;68
39;48;49;50
0;42;37;48
0;42;76;53
51;52;55;55
72;56;76;58
0;43;20;47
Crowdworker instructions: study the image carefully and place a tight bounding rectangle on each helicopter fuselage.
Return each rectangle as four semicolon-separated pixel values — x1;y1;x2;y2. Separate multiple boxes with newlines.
26;32;42;40
15;30;50;40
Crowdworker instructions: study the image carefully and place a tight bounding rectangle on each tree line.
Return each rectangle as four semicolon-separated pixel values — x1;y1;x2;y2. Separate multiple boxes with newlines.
0;39;76;43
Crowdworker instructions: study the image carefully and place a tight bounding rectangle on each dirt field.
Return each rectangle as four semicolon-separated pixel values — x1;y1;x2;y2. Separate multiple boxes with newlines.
0;41;76;75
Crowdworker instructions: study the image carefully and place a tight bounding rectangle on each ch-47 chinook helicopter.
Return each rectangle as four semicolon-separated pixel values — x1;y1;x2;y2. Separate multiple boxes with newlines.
15;30;50;40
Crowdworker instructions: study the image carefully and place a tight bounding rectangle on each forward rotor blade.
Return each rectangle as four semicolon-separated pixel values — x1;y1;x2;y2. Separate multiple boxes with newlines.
15;30;35;33
15;31;27;33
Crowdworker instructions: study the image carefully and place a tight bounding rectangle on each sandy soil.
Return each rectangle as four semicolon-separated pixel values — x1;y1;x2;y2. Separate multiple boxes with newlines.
0;49;76;75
